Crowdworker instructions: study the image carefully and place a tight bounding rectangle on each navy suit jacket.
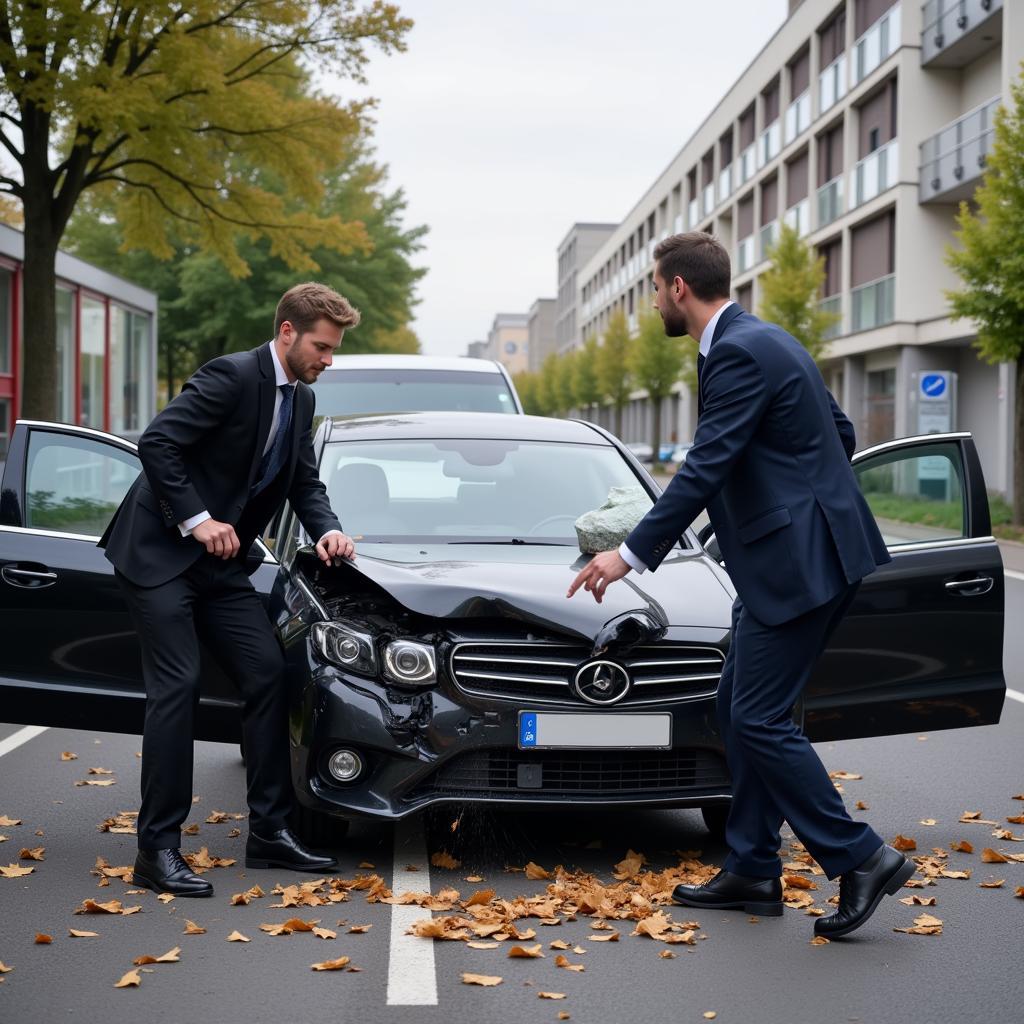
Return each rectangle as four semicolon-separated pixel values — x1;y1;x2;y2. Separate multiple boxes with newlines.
625;305;891;626
99;344;340;587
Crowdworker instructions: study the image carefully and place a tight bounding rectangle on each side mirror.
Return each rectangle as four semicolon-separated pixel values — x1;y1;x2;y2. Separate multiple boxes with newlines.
696;523;724;565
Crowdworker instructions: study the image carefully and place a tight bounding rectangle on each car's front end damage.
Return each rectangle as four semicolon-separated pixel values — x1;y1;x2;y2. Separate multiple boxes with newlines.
278;544;736;824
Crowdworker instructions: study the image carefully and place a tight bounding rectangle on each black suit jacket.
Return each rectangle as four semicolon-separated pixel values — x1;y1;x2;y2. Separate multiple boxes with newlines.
100;343;340;586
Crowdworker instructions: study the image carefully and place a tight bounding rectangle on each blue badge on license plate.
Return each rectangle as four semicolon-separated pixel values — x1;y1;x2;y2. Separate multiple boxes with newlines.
519;712;538;747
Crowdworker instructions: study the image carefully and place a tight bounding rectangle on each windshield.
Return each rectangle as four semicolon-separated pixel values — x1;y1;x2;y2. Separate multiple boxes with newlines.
319;438;653;544
314;368;518;415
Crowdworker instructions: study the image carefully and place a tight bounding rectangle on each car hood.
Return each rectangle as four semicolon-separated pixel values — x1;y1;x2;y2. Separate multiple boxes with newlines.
306;542;733;645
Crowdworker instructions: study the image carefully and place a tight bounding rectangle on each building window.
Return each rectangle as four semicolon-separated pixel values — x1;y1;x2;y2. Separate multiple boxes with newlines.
56;287;75;424
80;296;105;429
110;306;153;435
0;266;11;375
0;397;9;460
865;367;896;445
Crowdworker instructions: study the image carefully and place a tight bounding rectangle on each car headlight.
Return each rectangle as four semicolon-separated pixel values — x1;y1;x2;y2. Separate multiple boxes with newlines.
383;640;437;688
311;621;377;677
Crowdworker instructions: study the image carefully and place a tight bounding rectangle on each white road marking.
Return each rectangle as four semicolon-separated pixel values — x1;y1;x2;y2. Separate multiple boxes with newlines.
386;815;437;1006
1006;688;1024;705
1004;569;1024;583
0;725;48;758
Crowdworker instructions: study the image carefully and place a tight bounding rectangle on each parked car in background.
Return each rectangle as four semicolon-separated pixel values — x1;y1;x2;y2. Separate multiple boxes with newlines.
313;354;523;416
0;415;1005;844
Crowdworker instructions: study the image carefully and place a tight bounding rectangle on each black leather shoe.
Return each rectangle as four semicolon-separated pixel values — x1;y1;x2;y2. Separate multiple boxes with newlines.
133;848;214;898
672;868;783;916
245;827;338;872
814;845;916;939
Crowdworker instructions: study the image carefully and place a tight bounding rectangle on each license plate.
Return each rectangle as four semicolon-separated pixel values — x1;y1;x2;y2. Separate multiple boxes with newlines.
518;711;672;750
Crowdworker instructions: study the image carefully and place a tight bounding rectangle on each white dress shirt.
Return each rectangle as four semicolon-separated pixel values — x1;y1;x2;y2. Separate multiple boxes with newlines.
179;342;342;546
617;300;734;574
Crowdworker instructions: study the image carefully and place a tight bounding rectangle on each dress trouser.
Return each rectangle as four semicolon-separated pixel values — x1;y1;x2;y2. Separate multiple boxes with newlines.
717;581;883;880
116;553;292;851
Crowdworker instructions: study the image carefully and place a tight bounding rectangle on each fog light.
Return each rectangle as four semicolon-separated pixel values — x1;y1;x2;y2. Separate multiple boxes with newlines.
327;749;363;782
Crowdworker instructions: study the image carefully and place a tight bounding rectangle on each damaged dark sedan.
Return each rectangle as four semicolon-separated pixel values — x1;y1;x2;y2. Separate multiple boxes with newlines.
0;413;1006;843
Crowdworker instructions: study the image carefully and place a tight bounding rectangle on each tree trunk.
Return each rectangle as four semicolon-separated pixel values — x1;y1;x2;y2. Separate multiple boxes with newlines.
650;395;663;469
1014;354;1024;527
19;213;60;422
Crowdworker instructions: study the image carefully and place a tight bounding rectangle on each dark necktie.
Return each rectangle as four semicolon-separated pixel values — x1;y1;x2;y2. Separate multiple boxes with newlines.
252;384;294;497
697;352;706;416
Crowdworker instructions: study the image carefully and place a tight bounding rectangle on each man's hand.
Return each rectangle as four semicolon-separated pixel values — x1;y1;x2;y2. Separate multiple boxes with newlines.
192;519;240;559
316;530;357;566
567;549;631;604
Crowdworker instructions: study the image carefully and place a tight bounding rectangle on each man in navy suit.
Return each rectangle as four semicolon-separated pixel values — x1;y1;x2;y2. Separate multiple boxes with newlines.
568;232;914;939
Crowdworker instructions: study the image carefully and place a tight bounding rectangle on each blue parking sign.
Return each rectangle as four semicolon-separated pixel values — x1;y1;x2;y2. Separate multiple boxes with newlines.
921;373;947;399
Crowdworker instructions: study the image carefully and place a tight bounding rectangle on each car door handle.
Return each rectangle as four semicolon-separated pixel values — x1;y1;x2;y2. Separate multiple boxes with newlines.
944;576;994;595
1;566;59;588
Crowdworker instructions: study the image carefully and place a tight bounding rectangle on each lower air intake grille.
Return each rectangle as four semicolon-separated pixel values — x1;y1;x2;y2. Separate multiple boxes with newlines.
406;748;729;800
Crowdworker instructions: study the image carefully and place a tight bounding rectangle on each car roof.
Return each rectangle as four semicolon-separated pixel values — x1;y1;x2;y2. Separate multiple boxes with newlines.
323;411;614;445
321;355;505;373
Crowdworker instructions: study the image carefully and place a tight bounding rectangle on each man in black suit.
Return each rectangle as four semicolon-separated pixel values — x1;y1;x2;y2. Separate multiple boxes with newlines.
569;233;914;939
100;282;359;896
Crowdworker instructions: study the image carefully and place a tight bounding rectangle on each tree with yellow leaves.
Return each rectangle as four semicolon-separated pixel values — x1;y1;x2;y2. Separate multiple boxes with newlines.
0;0;411;419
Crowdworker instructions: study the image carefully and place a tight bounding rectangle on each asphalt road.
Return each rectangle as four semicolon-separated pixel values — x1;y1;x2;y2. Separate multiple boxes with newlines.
1;577;1022;1024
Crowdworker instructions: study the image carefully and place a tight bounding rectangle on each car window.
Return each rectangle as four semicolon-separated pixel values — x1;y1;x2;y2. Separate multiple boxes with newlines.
320;438;652;543
313;369;518;415
25;430;140;537
854;441;965;547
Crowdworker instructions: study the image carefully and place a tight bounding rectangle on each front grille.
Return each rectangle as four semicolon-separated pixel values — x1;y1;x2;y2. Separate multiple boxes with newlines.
406;748;730;800
449;640;723;705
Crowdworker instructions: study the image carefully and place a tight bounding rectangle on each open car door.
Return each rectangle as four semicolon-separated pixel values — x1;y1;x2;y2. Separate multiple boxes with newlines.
806;432;1005;741
0;420;279;741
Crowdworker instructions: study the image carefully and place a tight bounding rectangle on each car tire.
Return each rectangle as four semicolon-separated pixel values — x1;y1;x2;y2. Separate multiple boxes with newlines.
701;803;729;839
291;803;351;847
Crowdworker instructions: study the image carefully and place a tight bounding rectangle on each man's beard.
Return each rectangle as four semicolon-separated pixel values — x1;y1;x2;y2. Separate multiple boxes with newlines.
660;307;689;338
285;347;318;383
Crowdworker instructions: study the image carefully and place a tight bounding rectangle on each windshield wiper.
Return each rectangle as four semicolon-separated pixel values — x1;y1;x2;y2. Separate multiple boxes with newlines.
446;538;575;546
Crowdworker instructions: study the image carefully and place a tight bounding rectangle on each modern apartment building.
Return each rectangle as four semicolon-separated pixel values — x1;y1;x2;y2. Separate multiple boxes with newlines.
527;297;558;372
0;222;158;456
556;222;616;355
484;312;530;375
572;0;1019;497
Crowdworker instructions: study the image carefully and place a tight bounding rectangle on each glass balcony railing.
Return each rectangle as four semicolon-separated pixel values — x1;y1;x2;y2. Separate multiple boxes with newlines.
702;182;716;217
818;53;847;115
736;235;755;274
854;4;901;85
784;92;811;146
739;143;756;184
817;175;844;227
921;0;1003;67
819;295;843;339
783;198;810;237
718;163;733;204
852;139;899;207
851;274;895;331
759;220;778;261
919;96;1000;202
758;122;781;169
688;198;699;228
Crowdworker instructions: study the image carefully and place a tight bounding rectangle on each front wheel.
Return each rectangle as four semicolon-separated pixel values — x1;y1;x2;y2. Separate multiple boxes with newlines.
701;803;729;840
291;803;351;847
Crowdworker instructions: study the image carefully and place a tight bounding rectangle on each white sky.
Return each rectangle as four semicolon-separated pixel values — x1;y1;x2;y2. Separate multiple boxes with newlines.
342;0;789;356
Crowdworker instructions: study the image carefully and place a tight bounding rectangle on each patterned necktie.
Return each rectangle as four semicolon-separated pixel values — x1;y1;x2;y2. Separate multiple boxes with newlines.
252;384;294;497
697;352;706;416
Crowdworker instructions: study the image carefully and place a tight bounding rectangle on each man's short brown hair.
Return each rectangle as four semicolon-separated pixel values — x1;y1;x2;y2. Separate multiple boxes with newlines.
274;282;361;337
652;232;731;301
